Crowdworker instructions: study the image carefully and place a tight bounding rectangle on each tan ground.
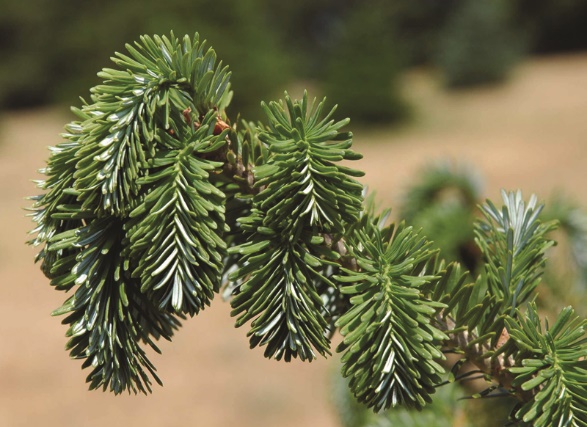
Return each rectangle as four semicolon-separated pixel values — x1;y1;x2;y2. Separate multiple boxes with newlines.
1;54;587;427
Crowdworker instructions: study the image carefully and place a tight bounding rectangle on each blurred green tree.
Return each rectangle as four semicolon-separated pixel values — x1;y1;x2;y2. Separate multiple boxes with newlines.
0;0;291;119
4;0;587;121
436;0;521;88
388;0;458;66
512;0;587;53
399;162;587;304
0;0;59;108
321;0;409;124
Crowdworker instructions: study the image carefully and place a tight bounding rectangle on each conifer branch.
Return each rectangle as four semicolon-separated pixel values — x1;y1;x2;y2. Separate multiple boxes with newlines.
334;215;446;411
29;33;232;393
229;93;364;361
27;34;587;427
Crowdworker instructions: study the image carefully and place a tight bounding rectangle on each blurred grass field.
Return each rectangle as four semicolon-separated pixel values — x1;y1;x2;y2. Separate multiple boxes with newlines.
1;53;587;427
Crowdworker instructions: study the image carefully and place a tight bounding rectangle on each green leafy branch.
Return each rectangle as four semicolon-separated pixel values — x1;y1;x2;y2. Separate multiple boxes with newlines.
126;111;228;315
507;304;587;426
29;33;232;393
229;93;364;361
334;216;446;411
28;33;587;427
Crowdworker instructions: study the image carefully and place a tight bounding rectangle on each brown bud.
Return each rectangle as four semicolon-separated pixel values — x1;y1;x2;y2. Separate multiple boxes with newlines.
214;117;230;135
182;107;192;125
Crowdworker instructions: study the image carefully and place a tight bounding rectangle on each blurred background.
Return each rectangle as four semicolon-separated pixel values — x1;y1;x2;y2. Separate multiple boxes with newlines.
1;0;587;426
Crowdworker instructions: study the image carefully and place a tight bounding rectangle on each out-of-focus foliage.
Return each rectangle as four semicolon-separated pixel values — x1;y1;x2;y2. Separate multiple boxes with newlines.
511;0;587;54
258;0;350;77
332;357;517;427
387;0;460;66
399;163;587;295
321;1;409;124
542;194;587;291
2;0;587;118
436;0;522;88
386;0;587;64
399;163;482;272
0;0;291;119
333;373;462;427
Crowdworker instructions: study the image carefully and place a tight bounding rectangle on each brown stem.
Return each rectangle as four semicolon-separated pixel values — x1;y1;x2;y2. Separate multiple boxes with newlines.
438;315;534;403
